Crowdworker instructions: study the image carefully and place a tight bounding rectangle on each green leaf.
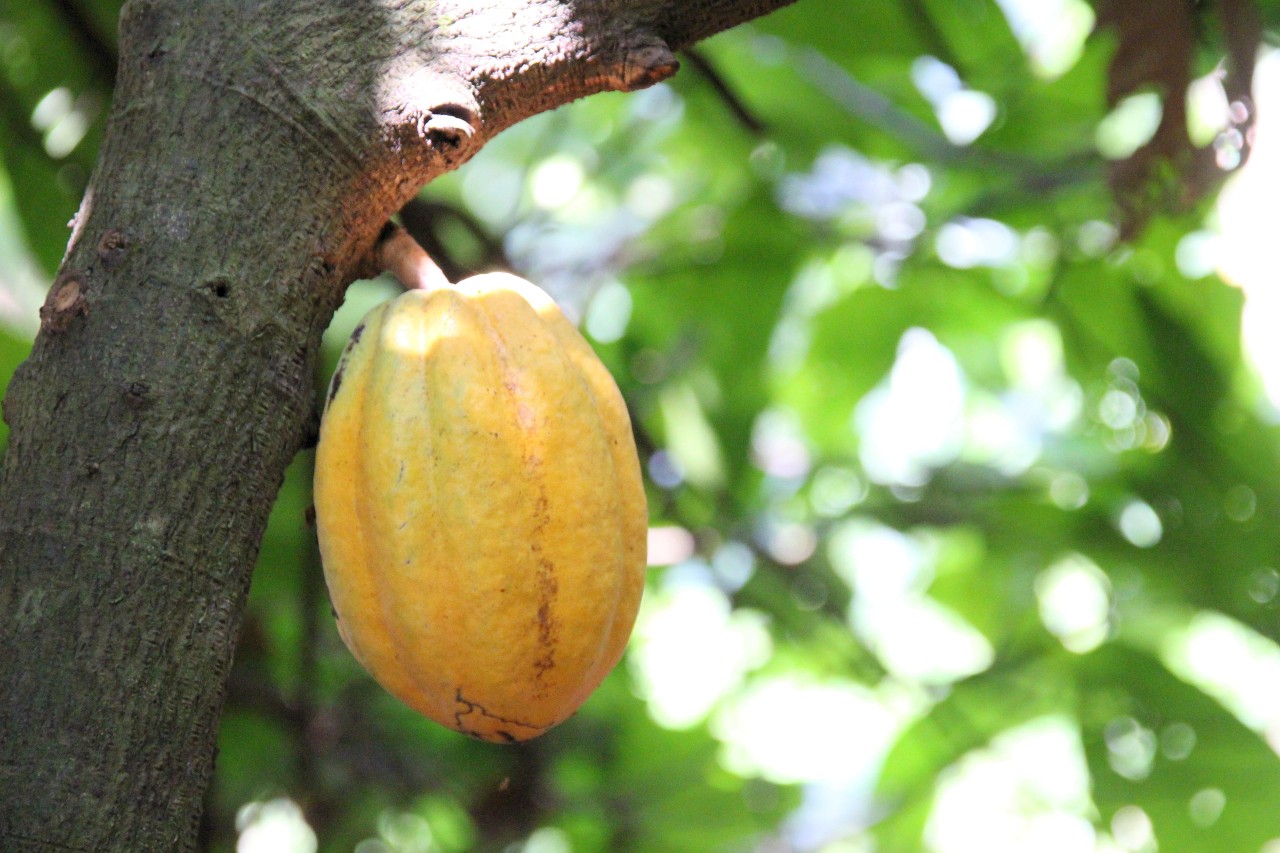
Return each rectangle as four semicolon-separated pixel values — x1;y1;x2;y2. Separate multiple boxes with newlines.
1076;644;1280;852
873;652;1075;848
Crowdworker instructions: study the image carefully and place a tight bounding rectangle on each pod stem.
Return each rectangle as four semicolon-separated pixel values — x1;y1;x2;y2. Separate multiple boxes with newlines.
376;224;452;291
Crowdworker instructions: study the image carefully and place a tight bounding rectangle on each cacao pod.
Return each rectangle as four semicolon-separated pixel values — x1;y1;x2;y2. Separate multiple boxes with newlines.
314;273;647;742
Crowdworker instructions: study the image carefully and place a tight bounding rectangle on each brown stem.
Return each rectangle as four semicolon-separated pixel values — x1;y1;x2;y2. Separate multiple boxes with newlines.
377;225;452;290
399;197;511;279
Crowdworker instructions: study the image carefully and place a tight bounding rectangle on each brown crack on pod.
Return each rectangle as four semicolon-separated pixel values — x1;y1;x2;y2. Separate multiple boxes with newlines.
452;688;549;743
39;271;89;334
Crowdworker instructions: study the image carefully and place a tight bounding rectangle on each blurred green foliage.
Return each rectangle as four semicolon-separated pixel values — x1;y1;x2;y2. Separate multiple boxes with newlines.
7;1;1280;851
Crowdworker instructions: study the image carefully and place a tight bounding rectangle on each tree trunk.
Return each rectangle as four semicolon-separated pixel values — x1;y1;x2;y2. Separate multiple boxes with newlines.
0;1;797;849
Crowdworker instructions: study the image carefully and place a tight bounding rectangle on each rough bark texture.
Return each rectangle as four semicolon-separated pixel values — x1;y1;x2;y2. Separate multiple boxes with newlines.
0;0;797;849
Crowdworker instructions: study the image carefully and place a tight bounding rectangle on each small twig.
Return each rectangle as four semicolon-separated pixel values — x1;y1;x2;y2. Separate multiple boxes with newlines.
795;47;970;166
683;48;767;136
375;224;451;290
900;0;965;74
796;46;1093;180
398;197;510;278
43;0;117;86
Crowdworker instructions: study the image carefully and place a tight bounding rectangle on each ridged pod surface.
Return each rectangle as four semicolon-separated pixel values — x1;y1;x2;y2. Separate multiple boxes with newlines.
314;273;647;742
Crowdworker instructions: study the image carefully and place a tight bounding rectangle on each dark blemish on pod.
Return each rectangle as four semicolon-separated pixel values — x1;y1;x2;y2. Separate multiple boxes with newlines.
326;366;345;405
326;323;366;405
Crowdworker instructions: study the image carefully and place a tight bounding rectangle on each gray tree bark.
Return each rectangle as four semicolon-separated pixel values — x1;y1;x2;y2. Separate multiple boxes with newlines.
0;1;797;849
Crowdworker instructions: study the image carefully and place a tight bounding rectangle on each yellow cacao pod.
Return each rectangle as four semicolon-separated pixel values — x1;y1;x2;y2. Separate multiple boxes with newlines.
314;273;647;742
